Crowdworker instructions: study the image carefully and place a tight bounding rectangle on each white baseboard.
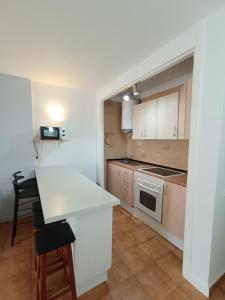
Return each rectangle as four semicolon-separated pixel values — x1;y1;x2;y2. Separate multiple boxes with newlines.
133;207;184;250
120;201;134;215
183;270;209;297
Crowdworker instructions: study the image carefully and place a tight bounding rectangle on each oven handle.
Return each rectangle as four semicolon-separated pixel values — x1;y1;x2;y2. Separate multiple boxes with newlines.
137;182;162;194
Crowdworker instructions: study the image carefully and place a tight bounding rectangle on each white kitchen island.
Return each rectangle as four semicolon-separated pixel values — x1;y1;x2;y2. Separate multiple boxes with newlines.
35;165;119;296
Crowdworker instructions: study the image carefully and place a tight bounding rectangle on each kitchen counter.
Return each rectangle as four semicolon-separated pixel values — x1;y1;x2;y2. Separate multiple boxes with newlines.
35;165;119;296
109;159;187;187
108;159;154;171
165;173;187;187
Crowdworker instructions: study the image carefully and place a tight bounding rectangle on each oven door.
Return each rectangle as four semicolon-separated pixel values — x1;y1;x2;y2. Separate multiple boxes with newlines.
136;181;163;223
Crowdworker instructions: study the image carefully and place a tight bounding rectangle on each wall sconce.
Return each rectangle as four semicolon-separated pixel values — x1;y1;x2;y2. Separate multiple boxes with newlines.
47;104;65;122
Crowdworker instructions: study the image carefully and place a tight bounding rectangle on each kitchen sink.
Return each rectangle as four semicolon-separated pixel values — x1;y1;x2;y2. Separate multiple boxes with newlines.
116;159;144;166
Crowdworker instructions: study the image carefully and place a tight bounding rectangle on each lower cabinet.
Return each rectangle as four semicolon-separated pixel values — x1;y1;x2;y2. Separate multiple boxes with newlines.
162;182;186;240
107;163;134;207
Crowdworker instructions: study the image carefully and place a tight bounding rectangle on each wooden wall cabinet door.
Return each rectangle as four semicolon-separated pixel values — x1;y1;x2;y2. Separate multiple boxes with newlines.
162;182;186;240
178;78;192;139
132;103;145;139
157;92;179;139
106;163;120;198
145;99;157;139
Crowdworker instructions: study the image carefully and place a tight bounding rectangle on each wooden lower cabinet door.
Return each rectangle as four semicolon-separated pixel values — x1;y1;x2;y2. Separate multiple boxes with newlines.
106;163;120;198
162;182;186;240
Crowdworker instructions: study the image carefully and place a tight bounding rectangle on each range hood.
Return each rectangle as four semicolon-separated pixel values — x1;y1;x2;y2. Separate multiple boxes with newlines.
122;99;138;133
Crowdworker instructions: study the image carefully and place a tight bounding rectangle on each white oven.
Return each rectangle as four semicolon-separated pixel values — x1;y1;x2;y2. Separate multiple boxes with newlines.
134;171;164;223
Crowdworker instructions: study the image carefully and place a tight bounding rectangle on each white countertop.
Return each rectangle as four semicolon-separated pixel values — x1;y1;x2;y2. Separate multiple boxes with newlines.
35;165;119;223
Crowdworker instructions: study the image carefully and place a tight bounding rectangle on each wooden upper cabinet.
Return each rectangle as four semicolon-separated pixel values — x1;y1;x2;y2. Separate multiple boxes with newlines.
178;78;192;140
132;103;145;139
157;92;179;139
162;182;186;240
184;78;192;139
145;99;157;139
132;79;192;140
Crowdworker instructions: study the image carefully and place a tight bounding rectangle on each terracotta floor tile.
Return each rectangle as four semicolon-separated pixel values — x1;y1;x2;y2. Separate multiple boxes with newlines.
180;281;207;300
120;245;154;274
210;288;225;300
219;275;225;293
173;248;183;260
117;216;141;232
154;235;177;252
107;260;132;289
112;232;136;254
125;223;157;244
0;250;32;282
165;288;191;300
78;282;111;300
0;271;32;300
156;252;184;284
110;276;150;300
139;238;171;261
136;263;177;300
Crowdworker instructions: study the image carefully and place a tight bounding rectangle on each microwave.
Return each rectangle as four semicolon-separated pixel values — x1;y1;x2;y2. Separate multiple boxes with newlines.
40;126;65;140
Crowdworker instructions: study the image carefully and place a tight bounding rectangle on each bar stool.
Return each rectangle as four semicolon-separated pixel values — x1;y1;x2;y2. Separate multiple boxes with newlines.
11;178;39;246
13;171;38;190
35;222;77;300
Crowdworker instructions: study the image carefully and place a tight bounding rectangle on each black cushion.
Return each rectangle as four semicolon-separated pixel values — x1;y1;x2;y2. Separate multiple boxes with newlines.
32;201;42;213
33;211;45;229
35;222;75;255
18;186;39;199
20;178;38;190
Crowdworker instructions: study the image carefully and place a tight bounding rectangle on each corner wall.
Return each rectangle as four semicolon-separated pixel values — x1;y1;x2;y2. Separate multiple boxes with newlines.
0;74;34;222
32;82;97;182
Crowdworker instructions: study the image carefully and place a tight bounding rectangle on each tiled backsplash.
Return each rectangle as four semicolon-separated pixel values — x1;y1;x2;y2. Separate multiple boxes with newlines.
127;137;189;171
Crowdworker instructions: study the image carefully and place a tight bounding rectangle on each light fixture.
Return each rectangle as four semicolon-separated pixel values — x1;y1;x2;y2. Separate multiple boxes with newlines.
47;104;65;122
133;84;139;96
123;93;130;101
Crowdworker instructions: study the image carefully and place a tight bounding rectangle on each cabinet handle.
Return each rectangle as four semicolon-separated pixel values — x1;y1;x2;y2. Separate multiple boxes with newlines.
173;126;177;137
164;184;167;195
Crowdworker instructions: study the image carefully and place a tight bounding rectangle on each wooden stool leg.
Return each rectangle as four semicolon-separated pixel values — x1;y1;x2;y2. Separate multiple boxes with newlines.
37;254;47;300
65;245;77;300
11;195;19;246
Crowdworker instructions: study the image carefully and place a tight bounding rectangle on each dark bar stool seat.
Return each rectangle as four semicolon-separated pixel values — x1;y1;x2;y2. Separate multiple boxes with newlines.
13;171;38;190
35;222;77;300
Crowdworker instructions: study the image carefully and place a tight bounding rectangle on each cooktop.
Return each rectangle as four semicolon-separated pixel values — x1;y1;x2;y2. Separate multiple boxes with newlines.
141;167;183;177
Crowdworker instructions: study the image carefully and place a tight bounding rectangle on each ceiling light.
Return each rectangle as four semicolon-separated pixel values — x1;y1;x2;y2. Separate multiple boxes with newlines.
123;94;130;101
133;84;139;96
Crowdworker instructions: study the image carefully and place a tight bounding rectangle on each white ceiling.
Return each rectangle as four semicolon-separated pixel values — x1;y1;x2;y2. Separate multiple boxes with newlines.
0;0;223;92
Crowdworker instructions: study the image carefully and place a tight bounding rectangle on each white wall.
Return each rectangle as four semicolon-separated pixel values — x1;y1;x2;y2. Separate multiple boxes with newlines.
183;6;225;292
96;4;225;296
32;82;97;182
0;74;34;222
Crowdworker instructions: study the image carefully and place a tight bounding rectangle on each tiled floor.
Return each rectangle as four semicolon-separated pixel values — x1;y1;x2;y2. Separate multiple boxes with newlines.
0;206;225;299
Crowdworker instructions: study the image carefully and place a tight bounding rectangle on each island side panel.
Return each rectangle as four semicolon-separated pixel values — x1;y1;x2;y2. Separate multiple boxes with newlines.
67;206;113;296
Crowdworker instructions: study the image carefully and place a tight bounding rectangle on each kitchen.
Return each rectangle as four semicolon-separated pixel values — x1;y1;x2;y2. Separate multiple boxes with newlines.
104;57;193;252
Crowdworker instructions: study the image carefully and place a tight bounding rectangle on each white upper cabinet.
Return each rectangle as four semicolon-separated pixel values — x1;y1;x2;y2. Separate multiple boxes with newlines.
157;92;179;139
145;99;157;139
